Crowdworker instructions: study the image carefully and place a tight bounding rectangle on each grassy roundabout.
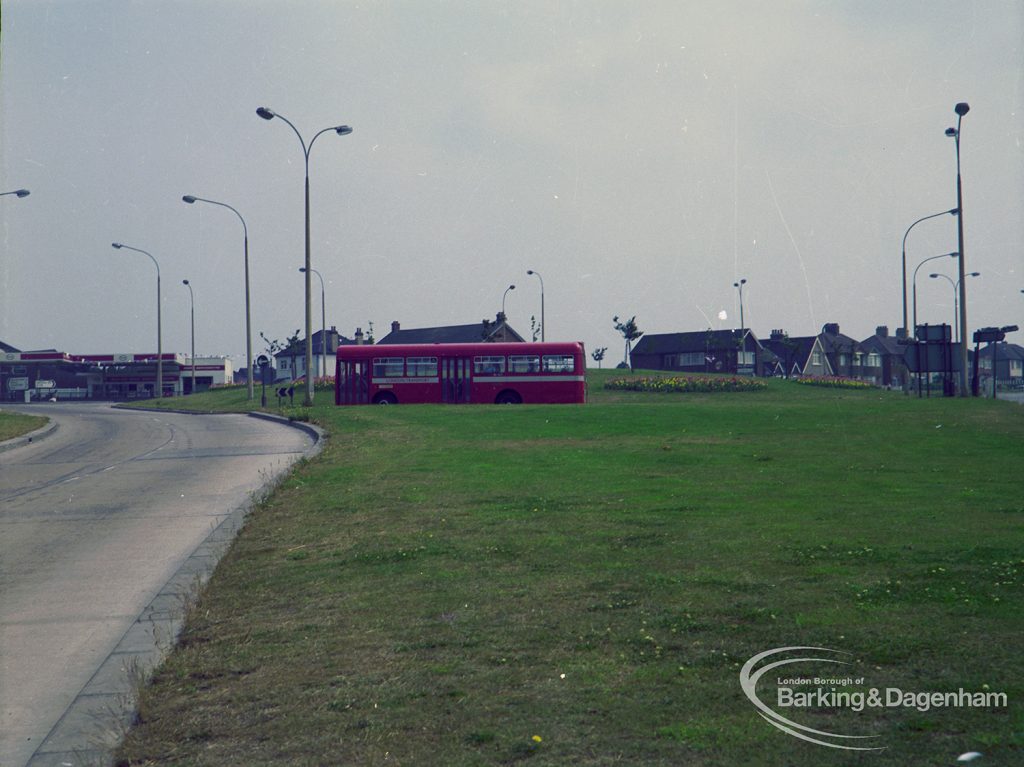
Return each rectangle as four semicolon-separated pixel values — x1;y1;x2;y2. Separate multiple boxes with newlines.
116;371;1023;766
0;410;47;442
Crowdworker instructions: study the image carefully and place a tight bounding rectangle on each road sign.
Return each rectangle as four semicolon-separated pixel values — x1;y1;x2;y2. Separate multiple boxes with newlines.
35;380;56;390
8;377;29;391
257;354;270;368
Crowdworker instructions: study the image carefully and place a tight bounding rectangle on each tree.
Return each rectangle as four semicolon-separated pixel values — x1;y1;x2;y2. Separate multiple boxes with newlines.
613;316;643;371
591;347;608;369
260;329;300;381
366;321;376;344
530;315;541;342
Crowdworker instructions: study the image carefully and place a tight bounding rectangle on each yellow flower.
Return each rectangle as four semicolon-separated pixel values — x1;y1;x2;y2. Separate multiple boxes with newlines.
532;735;543;743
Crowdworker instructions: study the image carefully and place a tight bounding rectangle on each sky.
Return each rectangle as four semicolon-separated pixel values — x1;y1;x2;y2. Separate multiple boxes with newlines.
1;0;1022;369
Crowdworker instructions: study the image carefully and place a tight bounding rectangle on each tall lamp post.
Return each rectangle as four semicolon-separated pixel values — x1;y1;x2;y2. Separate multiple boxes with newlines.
733;278;747;332
901;208;958;337
182;195;254;400
112;243;162;397
929;271;980;344
257;106;352;406
299;267;326;379
526;269;545;341
1;189;30;199
182;280;196;394
946;102;970;395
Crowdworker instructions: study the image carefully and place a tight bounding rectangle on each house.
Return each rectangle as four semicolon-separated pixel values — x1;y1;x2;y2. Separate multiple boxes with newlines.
761;330;832;378
858;326;909;388
377;315;526;345
975;342;1024;388
629;329;775;376
274;325;364;381
816;323;864;378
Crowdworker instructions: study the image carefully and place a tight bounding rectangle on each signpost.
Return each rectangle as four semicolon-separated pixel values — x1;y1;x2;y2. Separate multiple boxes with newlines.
257;354;271;407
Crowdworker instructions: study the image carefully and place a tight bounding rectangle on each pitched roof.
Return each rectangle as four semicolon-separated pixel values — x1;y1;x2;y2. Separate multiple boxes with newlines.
377;321;525;345
631;329;759;356
1;340;22;354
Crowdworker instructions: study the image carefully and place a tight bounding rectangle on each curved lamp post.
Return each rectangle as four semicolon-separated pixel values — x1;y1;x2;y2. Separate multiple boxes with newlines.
257;106;352;406
112;242;162;398
299;267;326;379
182;280;196;394
501;284;515;323
946;102;970;395
1;189;30;198
929;271;979;344
526;269;545;342
182;195;254;400
901;208;958;337
733;278;747;332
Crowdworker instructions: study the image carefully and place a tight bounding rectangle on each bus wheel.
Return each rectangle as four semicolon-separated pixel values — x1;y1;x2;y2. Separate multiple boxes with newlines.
495;390;522;405
373;393;398;405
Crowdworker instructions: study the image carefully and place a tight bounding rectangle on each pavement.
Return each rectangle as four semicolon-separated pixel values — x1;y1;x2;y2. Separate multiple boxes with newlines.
0;402;321;767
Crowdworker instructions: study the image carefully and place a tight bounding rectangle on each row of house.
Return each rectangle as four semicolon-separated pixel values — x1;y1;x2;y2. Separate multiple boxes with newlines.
630;323;1024;389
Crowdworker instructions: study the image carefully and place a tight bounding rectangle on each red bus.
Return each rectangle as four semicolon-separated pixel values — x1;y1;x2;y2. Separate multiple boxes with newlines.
335;342;586;405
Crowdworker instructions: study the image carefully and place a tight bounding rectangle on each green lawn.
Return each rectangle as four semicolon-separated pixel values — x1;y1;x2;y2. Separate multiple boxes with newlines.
116;372;1023;766
0;410;47;442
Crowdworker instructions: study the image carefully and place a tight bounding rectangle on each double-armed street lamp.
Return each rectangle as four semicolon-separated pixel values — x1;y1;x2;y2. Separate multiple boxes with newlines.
299;267;327;379
257;106;352;406
901;208;958;337
946;102;970;395
182;195;254;400
912;252;959;335
929;271;980;344
182;280;196;394
526;270;545;341
1;189;30;199
112;243;162;397
733;278;748;332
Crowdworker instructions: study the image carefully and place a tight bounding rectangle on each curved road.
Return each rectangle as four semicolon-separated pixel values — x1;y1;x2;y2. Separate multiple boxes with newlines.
0;402;314;766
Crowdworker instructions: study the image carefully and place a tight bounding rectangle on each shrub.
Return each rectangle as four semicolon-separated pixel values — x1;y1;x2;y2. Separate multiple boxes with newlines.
793;376;872;390
604;375;767;394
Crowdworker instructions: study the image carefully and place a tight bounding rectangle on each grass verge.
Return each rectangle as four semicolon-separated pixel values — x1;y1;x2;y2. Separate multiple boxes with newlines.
0;410;47;442
116;371;1024;766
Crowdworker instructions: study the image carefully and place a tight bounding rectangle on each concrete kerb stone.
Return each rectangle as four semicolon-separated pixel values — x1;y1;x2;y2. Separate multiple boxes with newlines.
26;406;324;766
0;415;59;454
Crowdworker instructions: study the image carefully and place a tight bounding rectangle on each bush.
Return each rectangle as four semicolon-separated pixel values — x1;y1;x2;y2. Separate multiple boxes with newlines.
604;375;767;393
793;376;872;390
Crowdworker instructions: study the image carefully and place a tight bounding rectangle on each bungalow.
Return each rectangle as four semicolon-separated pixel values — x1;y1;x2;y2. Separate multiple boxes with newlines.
629;329;775;376
377;314;526;345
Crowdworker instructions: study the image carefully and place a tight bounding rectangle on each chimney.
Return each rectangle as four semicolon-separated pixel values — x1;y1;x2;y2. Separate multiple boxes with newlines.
770;328;785;341
875;326;889;338
896;327;908;340
391;321;400;334
823;323;840;336
354;327;364;345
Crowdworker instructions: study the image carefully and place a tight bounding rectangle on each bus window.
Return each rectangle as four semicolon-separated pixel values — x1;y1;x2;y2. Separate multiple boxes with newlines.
373;357;405;377
473;356;505;375
542;355;575;373
406;357;438;377
508;355;540;373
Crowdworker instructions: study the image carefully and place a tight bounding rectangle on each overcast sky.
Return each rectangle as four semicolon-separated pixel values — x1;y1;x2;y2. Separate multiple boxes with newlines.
1;1;1021;367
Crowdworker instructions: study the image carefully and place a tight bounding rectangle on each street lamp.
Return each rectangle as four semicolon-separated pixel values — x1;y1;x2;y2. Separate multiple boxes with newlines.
901;208;958;337
299;267;326;379
1;189;30;198
182;195;254;400
929;271;979;343
257;106;352;406
733;278;747;332
912;252;959;334
526;269;545;341
112;243;162;398
182;280;196;394
502;284;515;322
946;102;970;395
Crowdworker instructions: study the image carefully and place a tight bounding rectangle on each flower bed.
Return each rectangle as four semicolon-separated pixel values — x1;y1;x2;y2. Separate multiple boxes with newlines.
793;376;872;389
604;375;767;393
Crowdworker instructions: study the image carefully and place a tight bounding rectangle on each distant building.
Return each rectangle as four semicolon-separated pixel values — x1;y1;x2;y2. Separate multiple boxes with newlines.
377;315;526;345
629;329;775;376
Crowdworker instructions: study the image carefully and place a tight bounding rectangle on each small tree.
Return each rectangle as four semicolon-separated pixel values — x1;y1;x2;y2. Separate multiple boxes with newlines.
613;315;643;371
366;321;376;344
591;347;608;369
530;315;541;342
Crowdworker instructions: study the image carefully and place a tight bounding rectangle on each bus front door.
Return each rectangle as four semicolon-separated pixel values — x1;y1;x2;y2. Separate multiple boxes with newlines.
340;360;370;404
441;357;471;403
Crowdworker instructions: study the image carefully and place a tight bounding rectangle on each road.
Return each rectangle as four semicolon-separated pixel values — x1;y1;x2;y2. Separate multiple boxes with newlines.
0;402;315;766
